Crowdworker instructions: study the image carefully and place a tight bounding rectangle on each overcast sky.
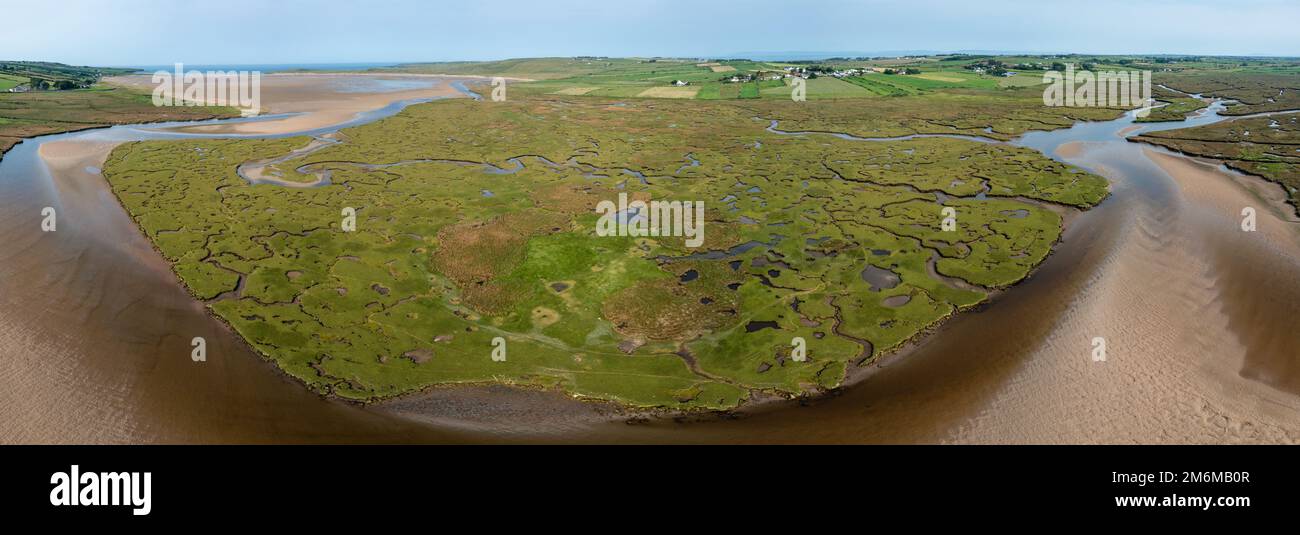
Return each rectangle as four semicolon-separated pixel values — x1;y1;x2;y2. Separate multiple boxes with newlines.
3;0;1297;66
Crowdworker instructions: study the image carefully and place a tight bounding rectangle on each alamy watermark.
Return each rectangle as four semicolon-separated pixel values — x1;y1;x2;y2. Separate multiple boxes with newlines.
940;206;957;232
41;206;56;232
341;207;357;232
491;337;507;362
491;77;507;102
1043;65;1151;118
50;465;151;516
1241;207;1257;232
152;63;261;117
1091;336;1107;362
191;336;206;362
595;192;705;248
791;77;806;102
791;336;807;362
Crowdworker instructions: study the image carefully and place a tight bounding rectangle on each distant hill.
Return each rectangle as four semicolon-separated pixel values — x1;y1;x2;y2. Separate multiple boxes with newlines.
378;57;627;80
0;61;135;90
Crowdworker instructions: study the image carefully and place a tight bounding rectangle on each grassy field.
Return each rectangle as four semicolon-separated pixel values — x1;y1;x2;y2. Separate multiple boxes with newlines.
0;60;135;88
0;74;25;92
386;55;1273;107
102;90;1108;409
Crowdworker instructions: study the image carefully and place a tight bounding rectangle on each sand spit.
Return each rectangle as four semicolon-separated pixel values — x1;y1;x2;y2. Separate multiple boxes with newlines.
105;74;469;135
1055;141;1105;159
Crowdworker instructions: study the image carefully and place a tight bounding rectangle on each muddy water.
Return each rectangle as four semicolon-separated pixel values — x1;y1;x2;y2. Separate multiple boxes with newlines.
0;94;469;443
2;84;1298;443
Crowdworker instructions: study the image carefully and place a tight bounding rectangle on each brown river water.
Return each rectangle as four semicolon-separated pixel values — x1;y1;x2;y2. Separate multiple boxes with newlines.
1;79;1298;443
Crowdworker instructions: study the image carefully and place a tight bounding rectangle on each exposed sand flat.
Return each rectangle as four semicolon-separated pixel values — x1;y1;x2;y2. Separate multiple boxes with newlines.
1117;125;1143;137
295;72;535;82
1146;149;1300;236
1054;141;1097;159
105;74;470;135
38;138;110;162
262;72;531;81
941;148;1300;443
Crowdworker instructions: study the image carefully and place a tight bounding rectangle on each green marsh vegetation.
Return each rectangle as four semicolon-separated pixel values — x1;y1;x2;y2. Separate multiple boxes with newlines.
103;87;1109;409
1138;96;1208;123
1153;65;1300;116
1138;85;1209;123
1130;57;1300;214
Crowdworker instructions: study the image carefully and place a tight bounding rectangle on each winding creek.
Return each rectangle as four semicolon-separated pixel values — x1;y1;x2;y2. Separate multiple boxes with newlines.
2;80;1299;443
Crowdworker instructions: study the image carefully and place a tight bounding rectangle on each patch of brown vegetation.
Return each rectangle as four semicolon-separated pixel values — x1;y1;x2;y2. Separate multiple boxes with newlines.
601;261;741;341
402;348;434;364
531;182;611;214
431;209;569;314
